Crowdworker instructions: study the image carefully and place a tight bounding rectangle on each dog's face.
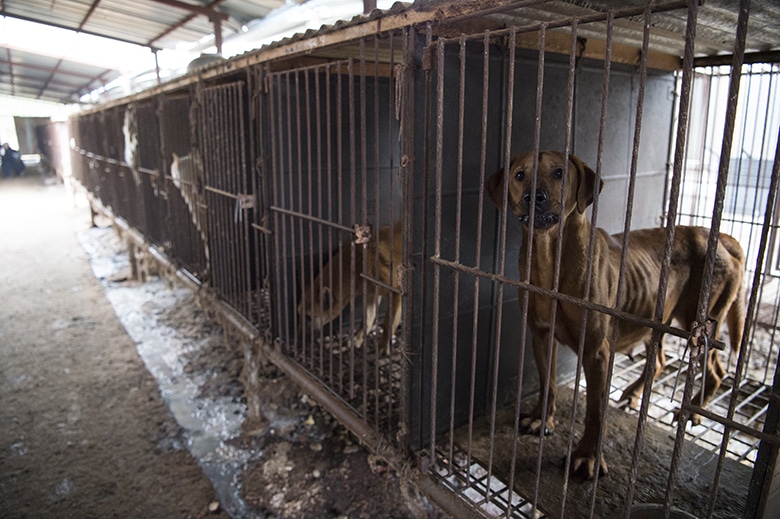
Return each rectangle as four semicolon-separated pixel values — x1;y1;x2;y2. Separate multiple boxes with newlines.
486;151;602;233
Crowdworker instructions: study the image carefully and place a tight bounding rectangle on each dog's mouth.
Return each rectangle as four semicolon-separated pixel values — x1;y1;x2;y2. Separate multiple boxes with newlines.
517;212;560;230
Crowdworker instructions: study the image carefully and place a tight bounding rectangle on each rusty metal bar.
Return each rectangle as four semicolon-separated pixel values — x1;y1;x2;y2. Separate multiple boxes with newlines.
621;3;658;516
464;30;492;488
430;36;445;474
204;184;245;200
554;18;579;518
347;57;357;400
385;30;398;438
284;71;300;356
485;24;518;506
336;61;346;395
663;0;702;513
325;62;336;388
578;10;615;515
694;1;749;339
699;2;751;515
427;257;716;346
304;65;315;365
416;22;434;452
445;32;467;479
311;64;324;379
293;70;306;362
529;23;550;518
267;69;283;349
372;33;382;433
359;38;369;420
399;25;415;453
678;401;780;447
251;222;272;235
249;65;269;330
433;0;689;46
276;70;291;353
270;205;356;235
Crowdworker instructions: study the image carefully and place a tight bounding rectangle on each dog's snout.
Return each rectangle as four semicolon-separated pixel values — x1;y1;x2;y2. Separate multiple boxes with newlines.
523;189;548;207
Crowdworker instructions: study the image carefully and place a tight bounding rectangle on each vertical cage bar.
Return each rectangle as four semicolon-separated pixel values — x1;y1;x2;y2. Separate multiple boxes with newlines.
430;36;445;472
621;3;658;515
446;32;467;476
486;25;517;505
663;0;702;511
702;2;750;516
464;30;492;487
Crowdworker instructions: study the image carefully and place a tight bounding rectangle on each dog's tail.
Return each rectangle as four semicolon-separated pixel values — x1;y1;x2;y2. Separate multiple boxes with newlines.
723;236;746;354
726;283;746;353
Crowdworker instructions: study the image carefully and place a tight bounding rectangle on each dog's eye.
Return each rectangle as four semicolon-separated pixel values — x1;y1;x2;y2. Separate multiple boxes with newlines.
552;167;564;180
514;170;525;181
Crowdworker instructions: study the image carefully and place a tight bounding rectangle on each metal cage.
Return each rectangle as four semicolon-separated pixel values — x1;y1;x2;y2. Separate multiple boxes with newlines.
63;1;780;517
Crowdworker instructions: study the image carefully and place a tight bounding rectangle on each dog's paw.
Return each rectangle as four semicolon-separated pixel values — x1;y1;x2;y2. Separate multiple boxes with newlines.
618;390;641;410
672;408;702;427
519;415;554;436
571;450;608;480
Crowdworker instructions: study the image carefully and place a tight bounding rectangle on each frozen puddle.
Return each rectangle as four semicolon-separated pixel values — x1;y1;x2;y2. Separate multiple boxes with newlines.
78;226;252;518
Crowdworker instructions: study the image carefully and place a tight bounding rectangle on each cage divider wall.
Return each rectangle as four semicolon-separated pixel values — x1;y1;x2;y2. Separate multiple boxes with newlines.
61;1;780;517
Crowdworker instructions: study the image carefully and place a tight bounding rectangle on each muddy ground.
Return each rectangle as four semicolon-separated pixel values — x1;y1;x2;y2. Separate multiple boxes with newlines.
0;176;443;519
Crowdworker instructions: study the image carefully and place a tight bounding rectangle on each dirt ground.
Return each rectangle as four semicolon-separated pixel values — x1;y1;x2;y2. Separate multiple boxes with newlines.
0;176;443;518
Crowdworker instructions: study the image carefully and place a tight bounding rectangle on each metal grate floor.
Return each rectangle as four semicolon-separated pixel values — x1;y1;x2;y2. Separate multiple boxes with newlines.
430;340;773;518
607;345;769;466
433;445;546;519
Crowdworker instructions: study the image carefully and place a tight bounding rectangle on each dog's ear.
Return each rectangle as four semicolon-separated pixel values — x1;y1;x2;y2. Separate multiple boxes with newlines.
485;167;506;210
569;154;604;213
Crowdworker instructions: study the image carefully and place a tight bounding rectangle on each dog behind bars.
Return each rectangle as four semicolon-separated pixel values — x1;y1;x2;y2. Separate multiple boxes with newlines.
486;150;745;479
297;222;403;355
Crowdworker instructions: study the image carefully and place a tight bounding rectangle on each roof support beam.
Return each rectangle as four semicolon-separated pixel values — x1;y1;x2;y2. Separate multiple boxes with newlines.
78;0;102;32
148;0;228;54
0;56;108;81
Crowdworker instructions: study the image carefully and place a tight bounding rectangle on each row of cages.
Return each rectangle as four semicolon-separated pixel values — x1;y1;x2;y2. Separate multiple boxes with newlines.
66;1;780;518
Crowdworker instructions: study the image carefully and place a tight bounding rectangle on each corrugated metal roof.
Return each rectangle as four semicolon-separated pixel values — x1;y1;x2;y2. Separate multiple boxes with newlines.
1;0;779;105
0;0;286;104
248;0;779;64
0;47;120;103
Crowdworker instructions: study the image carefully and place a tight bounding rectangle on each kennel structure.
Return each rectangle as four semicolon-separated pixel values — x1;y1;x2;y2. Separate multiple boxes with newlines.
64;1;780;517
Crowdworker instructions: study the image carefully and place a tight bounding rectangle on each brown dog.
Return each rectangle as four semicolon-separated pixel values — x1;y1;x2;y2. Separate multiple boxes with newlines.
298;222;403;355
486;151;745;479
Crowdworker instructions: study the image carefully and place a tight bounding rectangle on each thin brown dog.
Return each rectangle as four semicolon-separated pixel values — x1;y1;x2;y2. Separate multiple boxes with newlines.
298;222;403;355
486;151;745;479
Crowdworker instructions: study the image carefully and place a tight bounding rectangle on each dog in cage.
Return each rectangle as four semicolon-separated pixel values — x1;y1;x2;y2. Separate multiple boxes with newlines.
486;150;745;479
297;222;404;355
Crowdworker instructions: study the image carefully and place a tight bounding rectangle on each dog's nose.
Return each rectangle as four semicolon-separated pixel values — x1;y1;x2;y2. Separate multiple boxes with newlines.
523;189;548;207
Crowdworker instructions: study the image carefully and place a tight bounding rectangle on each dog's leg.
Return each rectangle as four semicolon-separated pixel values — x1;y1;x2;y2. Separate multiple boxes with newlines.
572;339;610;479
522;332;557;435
354;293;379;349
619;338;667;409
379;291;402;355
